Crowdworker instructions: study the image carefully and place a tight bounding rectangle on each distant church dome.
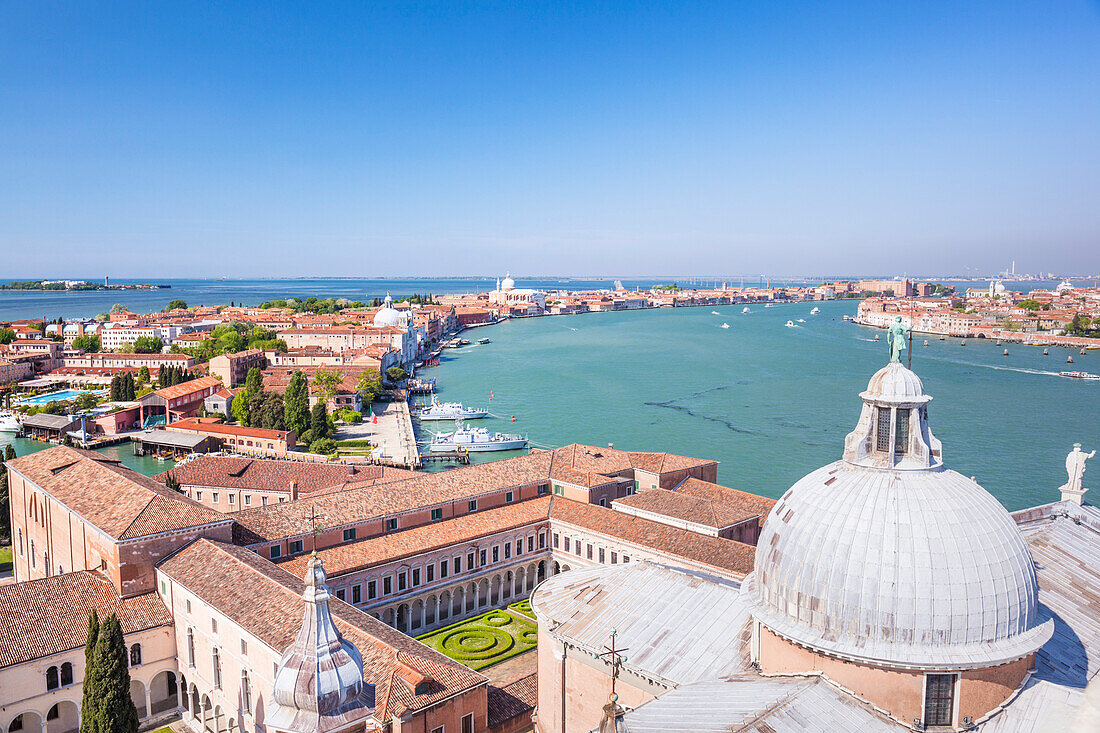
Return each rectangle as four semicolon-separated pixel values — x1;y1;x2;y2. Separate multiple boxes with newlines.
746;361;1053;670
268;554;375;729
373;294;406;328
500;272;515;291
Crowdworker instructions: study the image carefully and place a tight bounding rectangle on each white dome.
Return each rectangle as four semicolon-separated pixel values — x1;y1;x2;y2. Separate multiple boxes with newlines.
372;294;406;328
862;361;930;404
500;272;515;291
747;361;1053;670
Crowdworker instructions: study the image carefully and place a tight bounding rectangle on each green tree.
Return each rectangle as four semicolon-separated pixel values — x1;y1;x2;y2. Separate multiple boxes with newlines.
310;402;331;440
73;392;100;412
1018;299;1043;311
137;365;150;384
123;373;136;401
132;336;163;354
165;299;188;311
71;335;101;352
110;375;121;402
163;472;182;493
309;437;337;455
355;369;383;405
283;370;310;435
4;444;14;461
385;366;408;383
255;392;286;431
0;328;16;344
79;610;101;733
245;367;264;396
231;388;252;426
312;368;342;403
91;614;140;733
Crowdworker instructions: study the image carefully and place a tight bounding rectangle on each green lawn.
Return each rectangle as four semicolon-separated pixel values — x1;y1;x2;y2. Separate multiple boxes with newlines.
0;545;12;574
416;609;537;671
508;598;535;619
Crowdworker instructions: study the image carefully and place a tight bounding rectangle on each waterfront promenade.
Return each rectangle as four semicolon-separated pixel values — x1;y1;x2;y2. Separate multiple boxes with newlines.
336;400;421;469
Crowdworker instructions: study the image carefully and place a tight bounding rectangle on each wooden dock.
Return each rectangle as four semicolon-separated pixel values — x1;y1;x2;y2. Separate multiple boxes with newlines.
419;449;471;465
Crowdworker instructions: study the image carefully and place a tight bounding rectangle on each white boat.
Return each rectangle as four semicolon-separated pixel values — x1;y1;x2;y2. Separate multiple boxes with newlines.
785;320;796;328
1060;371;1100;381
765;303;775;308
842;315;851;321
429;426;528;452
711;310;720;315
418;399;489;421
0;412;20;432
720;323;731;329
796;318;806;323
477;337;491;345
810;307;820;314
742;307;751;313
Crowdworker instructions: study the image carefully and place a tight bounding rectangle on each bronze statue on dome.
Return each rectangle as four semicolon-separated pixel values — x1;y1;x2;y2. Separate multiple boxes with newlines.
887;316;911;363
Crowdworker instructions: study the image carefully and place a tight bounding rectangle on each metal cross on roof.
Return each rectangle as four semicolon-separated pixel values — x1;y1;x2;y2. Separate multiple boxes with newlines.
309;504;326;552
596;628;629;701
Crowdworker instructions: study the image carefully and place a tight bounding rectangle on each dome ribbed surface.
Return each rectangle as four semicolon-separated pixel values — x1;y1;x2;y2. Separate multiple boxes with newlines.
373;294;406;328
862;361;929;403
748;461;1053;668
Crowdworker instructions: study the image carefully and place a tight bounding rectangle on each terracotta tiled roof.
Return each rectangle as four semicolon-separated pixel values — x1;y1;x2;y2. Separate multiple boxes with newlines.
549;497;756;578
548;443;715;484
487;673;536;728
169;418;292;442
278;497;553;577
0;571;171;668
614;478;776;529
155;456;414;496
232;451;556;543
153;375;221;401
157;539;486;721
6;446;230;540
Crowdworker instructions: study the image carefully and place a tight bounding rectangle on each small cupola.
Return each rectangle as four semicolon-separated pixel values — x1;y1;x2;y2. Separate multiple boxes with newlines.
842;361;943;469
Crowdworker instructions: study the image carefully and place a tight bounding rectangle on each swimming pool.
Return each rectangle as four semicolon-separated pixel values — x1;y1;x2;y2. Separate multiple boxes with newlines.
17;389;99;405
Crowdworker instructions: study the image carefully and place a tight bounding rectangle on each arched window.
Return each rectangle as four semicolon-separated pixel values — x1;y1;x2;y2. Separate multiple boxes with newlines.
46;665;60;690
130;643;142;666
187;628;196;666
240;671;252;712
60;662;73;686
212;648;222;689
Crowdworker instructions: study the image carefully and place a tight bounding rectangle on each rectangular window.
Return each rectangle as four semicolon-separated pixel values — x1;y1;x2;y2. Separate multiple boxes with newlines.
261;496;268;506
623;555;630;563
468;500;478;512
335;588;345;601
599;548;606;563
427;564;435;582
479;549;487;567
553;484;563;496
228;494;236;505
611;552;618;564
553;532;560;548
599;497;607;507
244;494;251;506
538;483;549;495
528;536;534;552
876;407;891;451
352;584;362;604
398;572;407;591
574;540;581;556
895;408;910;454
241;639;248;655
343;528;356;542
924;674;956;726
367;580;377;600
270;545;282;559
186;599;192;614
211;492;218;503
516;539;523;555
539;532;546;549
454;556;462;573
564;536;571;552
504;543;511;559
492;546;499;563
211;618;218;634
289;540;303;554
431;508;443;521
467;552;475;570
195;491;202;501
383;577;392;595
386;518;398;532
412;568;420;586
462;714;474;733
441;559;449;578
587;544;593;560
505;491;514;503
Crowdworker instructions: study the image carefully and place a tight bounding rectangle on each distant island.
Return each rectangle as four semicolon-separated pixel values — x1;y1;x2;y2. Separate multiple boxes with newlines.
0;279;169;291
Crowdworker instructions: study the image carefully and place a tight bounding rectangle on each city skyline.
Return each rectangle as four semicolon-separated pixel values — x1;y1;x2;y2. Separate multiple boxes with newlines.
2;2;1098;276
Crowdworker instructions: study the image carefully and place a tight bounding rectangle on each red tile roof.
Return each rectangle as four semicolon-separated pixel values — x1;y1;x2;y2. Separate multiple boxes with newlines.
6;446;230;540
157;539;486;721
169;418;292;442
613;478;776;529
487;673;536;729
155;456;413;496
153;375;221;401
0;571;171;668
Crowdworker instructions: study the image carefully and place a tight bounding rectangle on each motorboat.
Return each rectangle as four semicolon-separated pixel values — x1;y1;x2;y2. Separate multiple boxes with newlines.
429;426;528;452
459;339;471;346
742;307;751;313
711;310;720;315
0;412;20;432
842;314;851;321
1060;371;1100;381
418;399;489;421
810;307;820;314
785;320;796;328
796;318;806;323
477;337;491;345
720;323;731;329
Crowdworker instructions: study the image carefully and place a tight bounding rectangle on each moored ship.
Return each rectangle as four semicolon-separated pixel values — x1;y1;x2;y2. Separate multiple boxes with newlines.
418;399;489;421
429;426;528;452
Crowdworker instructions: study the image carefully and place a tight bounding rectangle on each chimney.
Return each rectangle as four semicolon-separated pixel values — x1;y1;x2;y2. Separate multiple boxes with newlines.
290;481;298;501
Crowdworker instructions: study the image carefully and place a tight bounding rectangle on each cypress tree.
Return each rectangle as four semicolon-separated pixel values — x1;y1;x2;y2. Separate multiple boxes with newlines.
284;370;310;435
3;444;14;461
310;402;330;440
79;610;101;733
93;614;139;733
109;375;120;402
245;366;263;396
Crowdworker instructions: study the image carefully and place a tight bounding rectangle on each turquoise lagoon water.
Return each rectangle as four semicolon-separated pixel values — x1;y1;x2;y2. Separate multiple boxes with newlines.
417;300;1099;511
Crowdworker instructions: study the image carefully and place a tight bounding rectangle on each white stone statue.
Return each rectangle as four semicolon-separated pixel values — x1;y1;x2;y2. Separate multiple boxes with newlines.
1060;443;1095;505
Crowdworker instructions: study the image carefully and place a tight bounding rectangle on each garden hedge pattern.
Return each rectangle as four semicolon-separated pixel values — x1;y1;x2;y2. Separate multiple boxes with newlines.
416;609;537;671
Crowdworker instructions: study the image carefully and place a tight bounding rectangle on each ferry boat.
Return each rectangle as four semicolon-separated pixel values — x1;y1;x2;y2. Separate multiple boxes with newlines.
418;399;489;421
720;323;731;329
0;412;20;432
1059;371;1100;381
429;426;528;452
742;307;751;313
477;337;491;345
785;320;796;328
810;307;820;314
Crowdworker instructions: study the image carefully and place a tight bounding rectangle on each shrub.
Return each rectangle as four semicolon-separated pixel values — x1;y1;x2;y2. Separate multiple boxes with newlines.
309;438;337;455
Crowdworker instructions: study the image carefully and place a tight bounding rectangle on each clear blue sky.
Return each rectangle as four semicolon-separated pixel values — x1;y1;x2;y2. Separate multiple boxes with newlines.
2;1;1098;278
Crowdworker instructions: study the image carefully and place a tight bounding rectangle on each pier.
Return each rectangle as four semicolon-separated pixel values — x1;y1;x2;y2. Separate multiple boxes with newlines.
335;399;422;469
